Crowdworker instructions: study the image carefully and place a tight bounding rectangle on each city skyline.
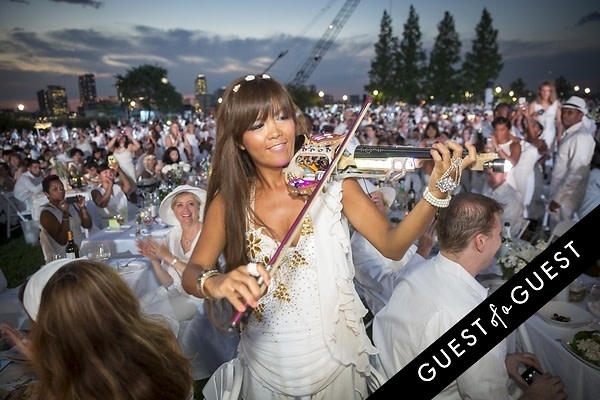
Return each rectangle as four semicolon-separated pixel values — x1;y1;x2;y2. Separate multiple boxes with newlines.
1;0;599;111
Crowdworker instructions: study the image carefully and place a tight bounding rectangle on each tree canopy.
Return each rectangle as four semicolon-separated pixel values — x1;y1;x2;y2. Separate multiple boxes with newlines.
114;64;182;115
461;8;503;102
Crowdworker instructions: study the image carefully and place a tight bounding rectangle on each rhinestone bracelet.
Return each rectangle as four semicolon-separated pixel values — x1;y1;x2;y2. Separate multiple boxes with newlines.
197;268;221;300
423;187;451;208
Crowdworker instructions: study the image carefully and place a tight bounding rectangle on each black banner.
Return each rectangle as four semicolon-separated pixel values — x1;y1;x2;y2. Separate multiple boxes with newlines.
369;204;600;399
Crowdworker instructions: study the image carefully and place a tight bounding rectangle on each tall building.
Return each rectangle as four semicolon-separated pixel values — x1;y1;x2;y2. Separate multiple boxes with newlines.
78;74;97;107
37;89;49;114
46;85;69;116
195;74;207;96
194;74;212;114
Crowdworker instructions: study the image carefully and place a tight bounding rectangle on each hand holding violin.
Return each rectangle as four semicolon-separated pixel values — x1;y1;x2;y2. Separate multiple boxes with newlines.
203;263;271;313
426;140;477;199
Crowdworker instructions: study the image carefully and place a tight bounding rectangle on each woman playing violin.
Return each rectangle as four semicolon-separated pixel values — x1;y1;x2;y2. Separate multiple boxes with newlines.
182;74;477;399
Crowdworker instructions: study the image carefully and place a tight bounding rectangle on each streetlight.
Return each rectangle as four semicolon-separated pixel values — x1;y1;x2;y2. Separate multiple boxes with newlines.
495;86;502;94
161;77;169;85
574;85;580;92
584;87;591;95
17;104;24;111
372;90;379;97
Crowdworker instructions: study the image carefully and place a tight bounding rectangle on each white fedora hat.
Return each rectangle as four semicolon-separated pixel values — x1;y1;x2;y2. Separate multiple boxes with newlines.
357;179;396;208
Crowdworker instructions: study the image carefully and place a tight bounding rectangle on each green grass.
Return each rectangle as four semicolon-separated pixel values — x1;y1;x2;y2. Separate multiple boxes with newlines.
0;227;45;288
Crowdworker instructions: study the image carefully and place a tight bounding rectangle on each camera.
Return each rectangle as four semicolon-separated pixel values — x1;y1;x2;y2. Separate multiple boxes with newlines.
521;366;542;385
66;196;78;204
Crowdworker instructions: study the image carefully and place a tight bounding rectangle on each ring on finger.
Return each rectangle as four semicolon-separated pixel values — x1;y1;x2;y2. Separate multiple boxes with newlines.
246;262;259;277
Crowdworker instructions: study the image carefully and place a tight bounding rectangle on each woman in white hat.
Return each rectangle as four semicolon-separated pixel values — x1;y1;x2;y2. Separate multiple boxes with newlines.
136;184;206;321
136;185;240;380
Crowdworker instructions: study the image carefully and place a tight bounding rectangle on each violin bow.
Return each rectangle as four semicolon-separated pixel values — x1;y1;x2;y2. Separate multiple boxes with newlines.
230;97;373;330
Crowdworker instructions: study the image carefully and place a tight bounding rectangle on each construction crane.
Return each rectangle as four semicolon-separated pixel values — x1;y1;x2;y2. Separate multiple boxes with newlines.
289;0;361;86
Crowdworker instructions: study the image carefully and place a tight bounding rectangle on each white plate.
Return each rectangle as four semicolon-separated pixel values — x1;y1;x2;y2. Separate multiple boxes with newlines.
537;301;594;327
103;225;131;232
561;333;600;371
140;227;171;237
118;261;146;275
481;279;507;295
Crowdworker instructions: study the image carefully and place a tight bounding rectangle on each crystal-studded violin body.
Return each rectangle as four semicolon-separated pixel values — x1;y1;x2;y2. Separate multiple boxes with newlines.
284;132;348;196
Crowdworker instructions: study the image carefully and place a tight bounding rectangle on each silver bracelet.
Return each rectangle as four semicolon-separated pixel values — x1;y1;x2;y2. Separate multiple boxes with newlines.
197;268;221;300
423;187;451;208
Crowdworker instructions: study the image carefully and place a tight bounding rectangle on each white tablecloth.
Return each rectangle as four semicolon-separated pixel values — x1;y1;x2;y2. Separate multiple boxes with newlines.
510;274;600;400
80;223;172;258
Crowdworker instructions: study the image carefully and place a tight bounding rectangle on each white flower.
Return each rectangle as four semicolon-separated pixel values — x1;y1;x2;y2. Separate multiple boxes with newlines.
183;163;191;173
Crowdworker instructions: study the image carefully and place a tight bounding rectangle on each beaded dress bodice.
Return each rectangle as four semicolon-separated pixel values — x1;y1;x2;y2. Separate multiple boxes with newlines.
244;217;319;332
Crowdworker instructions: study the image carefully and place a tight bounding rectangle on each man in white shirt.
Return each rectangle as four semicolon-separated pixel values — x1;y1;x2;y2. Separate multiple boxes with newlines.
13;158;43;212
481;168;526;237
373;192;567;400
351;181;435;316
549;96;595;229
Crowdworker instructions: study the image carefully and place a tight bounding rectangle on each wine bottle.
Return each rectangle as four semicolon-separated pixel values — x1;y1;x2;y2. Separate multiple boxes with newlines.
65;230;79;259
396;178;407;211
498;222;516;257
407;181;416;211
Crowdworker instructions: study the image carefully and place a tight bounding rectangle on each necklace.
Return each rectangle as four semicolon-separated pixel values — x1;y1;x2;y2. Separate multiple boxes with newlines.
181;228;199;250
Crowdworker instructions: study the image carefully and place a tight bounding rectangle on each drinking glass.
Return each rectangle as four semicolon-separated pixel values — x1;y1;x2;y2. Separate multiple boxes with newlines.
142;212;154;233
96;242;111;261
114;214;125;230
588;284;600;320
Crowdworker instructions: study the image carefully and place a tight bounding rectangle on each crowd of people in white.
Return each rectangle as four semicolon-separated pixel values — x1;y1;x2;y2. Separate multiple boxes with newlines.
1;81;598;239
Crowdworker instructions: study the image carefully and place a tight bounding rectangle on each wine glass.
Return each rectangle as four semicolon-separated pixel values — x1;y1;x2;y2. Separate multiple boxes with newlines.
114;214;125;231
96;242;111;261
142;211;154;233
587;284;600;323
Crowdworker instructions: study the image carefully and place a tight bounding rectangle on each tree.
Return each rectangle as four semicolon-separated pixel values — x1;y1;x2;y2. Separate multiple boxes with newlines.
366;10;398;103
286;84;320;110
508;78;528;99
395;5;427;104
460;8;503;102
554;75;571;99
425;11;462;103
114;64;182;115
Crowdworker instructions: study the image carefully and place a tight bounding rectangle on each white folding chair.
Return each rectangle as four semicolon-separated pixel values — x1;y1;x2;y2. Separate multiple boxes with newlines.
0;191;32;239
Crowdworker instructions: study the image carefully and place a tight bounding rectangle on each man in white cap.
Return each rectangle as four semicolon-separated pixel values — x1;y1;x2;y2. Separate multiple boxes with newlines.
548;96;595;228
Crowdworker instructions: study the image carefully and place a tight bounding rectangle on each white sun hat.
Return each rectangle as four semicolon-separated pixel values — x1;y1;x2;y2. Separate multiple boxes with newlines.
23;258;73;321
158;184;207;226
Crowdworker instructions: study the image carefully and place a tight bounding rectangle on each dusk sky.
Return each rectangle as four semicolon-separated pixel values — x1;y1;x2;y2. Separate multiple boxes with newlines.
1;0;599;111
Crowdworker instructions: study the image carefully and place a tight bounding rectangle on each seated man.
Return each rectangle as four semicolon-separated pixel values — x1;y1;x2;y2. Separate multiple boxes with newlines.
13;158;43;212
351;181;435;316
373;192;567;400
481;167;526;238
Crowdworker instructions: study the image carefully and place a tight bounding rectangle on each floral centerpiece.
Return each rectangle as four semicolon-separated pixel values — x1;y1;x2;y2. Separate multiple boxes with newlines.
161;161;191;186
159;161;191;202
497;239;548;279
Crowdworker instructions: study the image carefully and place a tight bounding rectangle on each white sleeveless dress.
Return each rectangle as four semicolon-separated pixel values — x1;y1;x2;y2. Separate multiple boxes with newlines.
237;180;377;399
533;100;559;152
